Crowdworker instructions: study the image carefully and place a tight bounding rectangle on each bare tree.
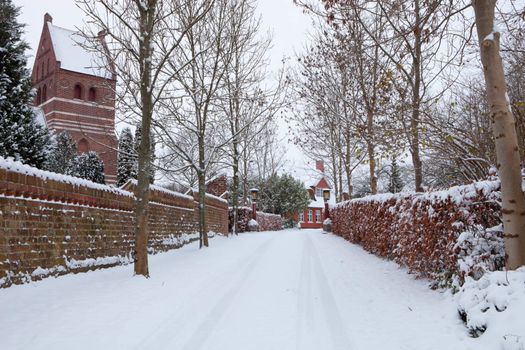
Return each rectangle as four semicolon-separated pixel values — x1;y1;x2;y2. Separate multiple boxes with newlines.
77;0;212;276
218;0;288;234
154;0;235;248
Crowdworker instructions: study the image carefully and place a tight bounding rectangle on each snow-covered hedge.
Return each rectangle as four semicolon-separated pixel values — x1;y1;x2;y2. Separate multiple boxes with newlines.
332;180;502;287
229;207;283;232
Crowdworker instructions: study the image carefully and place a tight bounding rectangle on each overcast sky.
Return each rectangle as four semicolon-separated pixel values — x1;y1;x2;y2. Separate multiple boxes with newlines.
14;0;314;178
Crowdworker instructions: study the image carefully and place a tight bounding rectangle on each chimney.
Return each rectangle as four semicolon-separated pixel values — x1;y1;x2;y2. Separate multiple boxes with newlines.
44;13;53;23
316;160;325;173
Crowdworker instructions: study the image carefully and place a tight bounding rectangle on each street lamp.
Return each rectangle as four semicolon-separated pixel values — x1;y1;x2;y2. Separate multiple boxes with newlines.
323;189;330;220
250;188;258;221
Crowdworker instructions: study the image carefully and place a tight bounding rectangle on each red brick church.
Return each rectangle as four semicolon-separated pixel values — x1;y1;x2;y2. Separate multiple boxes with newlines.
31;13;118;184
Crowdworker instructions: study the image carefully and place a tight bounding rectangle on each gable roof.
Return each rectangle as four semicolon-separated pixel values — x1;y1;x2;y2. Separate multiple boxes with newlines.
47;22;113;79
304;175;332;190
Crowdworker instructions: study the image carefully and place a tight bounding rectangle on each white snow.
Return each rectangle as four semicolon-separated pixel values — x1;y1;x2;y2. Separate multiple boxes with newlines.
0;229;511;350
47;22;113;79
456;268;525;349
338;180;501;207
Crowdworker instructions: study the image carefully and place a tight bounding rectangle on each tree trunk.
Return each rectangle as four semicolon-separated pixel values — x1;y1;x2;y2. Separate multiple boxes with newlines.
232;140;240;235
367;138;377;195
134;1;156;277
411;0;424;193
198;137;208;248
473;0;525;269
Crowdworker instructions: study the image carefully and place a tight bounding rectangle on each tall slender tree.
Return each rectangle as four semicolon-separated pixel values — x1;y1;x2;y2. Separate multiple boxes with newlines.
117;127;136;186
473;0;525;269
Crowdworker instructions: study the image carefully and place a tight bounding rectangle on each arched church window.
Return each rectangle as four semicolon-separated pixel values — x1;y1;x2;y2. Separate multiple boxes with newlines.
74;84;83;99
78;138;89;153
88;87;96;102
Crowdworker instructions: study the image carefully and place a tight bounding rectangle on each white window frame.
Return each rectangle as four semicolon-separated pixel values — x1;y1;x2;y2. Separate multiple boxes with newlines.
315;210;321;223
299;211;304;222
308;209;313;222
316;188;323;198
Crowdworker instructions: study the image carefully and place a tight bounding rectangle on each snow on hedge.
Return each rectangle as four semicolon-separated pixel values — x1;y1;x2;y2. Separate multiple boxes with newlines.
1;156;132;197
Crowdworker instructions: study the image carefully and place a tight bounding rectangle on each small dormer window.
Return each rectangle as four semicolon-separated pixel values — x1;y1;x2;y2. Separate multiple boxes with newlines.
316;188;323;198
74;84;83;99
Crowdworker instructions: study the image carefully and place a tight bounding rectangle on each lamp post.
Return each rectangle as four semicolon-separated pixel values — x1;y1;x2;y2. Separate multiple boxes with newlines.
250;188;258;221
323;189;330;220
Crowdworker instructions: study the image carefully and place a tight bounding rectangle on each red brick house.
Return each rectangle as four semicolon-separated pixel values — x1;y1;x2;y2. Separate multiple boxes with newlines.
299;161;335;229
32;13;118;184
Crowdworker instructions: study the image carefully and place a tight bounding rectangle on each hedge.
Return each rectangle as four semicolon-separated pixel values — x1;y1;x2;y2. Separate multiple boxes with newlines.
331;180;503;287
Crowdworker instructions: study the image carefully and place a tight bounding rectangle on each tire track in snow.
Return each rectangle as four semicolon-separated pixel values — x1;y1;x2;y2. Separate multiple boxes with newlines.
135;234;276;350
296;232;315;350
308;233;353;350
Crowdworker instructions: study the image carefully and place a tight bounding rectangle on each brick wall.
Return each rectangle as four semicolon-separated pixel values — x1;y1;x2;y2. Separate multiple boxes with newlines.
228;207;283;233
0;158;228;288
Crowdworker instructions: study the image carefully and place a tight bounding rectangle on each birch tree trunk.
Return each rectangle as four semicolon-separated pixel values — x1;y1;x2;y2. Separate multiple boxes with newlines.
473;0;525;269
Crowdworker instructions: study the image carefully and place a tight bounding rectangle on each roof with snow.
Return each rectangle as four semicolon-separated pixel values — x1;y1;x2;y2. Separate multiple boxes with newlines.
47;22;113;79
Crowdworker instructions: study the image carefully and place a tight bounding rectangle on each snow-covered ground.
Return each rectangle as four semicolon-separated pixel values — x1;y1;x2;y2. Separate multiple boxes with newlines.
0;229;509;349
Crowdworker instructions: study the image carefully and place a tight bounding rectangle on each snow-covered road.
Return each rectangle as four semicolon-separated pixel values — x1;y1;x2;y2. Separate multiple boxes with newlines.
1;229;481;349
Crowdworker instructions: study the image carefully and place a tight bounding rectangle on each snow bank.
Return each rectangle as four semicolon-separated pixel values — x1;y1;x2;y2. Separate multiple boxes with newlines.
456;268;525;347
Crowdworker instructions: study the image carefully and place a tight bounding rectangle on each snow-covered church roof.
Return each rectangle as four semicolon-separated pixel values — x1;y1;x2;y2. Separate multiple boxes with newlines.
47;22;113;79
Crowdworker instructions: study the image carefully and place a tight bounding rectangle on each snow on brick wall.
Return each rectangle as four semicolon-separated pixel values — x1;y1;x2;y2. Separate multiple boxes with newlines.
229;207;283;232
332;180;503;287
0;157;228;288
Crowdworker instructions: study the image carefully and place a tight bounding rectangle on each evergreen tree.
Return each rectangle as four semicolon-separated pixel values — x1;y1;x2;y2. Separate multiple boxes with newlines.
388;156;404;193
134;124;155;184
0;0;50;167
72;151;105;184
257;173;310;215
117;127;136;186
45;131;77;175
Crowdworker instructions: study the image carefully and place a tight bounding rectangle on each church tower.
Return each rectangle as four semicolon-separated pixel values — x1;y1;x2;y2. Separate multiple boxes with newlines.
32;13;118;184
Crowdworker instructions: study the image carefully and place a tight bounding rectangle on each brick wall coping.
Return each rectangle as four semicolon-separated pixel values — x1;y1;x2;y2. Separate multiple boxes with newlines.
189;187;229;204
124;179;194;201
0;156;132;197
